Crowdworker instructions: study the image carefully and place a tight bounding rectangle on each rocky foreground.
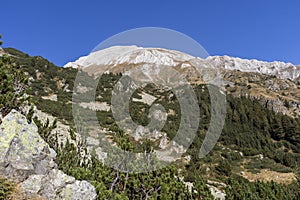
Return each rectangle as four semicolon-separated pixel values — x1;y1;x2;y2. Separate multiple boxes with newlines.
0;110;97;200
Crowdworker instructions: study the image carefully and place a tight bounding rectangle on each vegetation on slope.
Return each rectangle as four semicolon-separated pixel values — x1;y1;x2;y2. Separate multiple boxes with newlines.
2;47;300;199
0;54;29;119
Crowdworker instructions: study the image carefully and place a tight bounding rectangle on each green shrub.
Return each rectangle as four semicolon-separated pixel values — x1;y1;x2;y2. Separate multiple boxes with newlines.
0;55;29;119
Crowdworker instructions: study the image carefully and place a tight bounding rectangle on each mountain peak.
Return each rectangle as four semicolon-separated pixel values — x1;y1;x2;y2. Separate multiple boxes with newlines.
64;45;194;69
64;46;300;82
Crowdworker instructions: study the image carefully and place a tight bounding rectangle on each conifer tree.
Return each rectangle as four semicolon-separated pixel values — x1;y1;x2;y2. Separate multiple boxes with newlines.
0;35;29;120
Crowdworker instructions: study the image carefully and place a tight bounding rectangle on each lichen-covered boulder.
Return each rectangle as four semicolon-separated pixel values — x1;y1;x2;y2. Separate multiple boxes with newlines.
58;180;97;200
0;109;56;181
21;169;97;200
0;110;97;200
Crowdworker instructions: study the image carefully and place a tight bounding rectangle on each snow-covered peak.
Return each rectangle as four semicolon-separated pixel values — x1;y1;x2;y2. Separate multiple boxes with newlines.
64;46;141;68
205;56;299;81
64;45;194;68
107;47;194;67
64;46;300;81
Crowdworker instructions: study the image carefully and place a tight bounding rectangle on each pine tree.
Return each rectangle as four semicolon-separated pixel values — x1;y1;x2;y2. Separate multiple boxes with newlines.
0;38;29;120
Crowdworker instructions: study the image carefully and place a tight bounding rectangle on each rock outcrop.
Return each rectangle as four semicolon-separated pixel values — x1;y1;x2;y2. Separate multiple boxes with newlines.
29;106;78;148
0;110;97;200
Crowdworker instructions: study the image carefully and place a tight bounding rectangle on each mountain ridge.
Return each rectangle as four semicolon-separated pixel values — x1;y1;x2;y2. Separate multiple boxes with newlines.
64;45;300;82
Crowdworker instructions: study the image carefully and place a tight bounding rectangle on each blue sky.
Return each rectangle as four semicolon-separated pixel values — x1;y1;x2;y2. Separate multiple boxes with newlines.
1;0;300;66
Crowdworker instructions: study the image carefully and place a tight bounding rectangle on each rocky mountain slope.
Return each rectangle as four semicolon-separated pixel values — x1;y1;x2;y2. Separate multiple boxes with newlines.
1;47;300;199
65;46;300;118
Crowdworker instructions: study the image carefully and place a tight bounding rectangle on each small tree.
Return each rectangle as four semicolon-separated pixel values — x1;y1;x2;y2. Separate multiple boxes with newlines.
0;38;29;120
215;160;232;176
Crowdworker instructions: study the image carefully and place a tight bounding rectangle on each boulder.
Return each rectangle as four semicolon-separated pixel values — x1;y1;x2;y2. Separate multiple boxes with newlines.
20;169;97;200
0;110;97;200
0;109;56;181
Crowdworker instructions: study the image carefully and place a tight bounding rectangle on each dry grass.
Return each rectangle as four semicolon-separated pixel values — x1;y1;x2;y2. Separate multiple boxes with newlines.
0;177;45;200
242;169;296;184
7;185;44;200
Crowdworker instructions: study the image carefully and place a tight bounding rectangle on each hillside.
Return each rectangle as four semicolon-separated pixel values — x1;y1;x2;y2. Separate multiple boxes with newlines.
1;47;300;199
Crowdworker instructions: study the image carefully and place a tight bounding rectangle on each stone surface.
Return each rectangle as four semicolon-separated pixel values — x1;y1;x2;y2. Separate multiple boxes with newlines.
59;180;97;200
132;92;157;105
79;101;110;111
0;110;97;200
0;110;56;181
28;105;79;147
207;180;227;200
21;169;97;200
208;185;226;200
42;94;58;101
